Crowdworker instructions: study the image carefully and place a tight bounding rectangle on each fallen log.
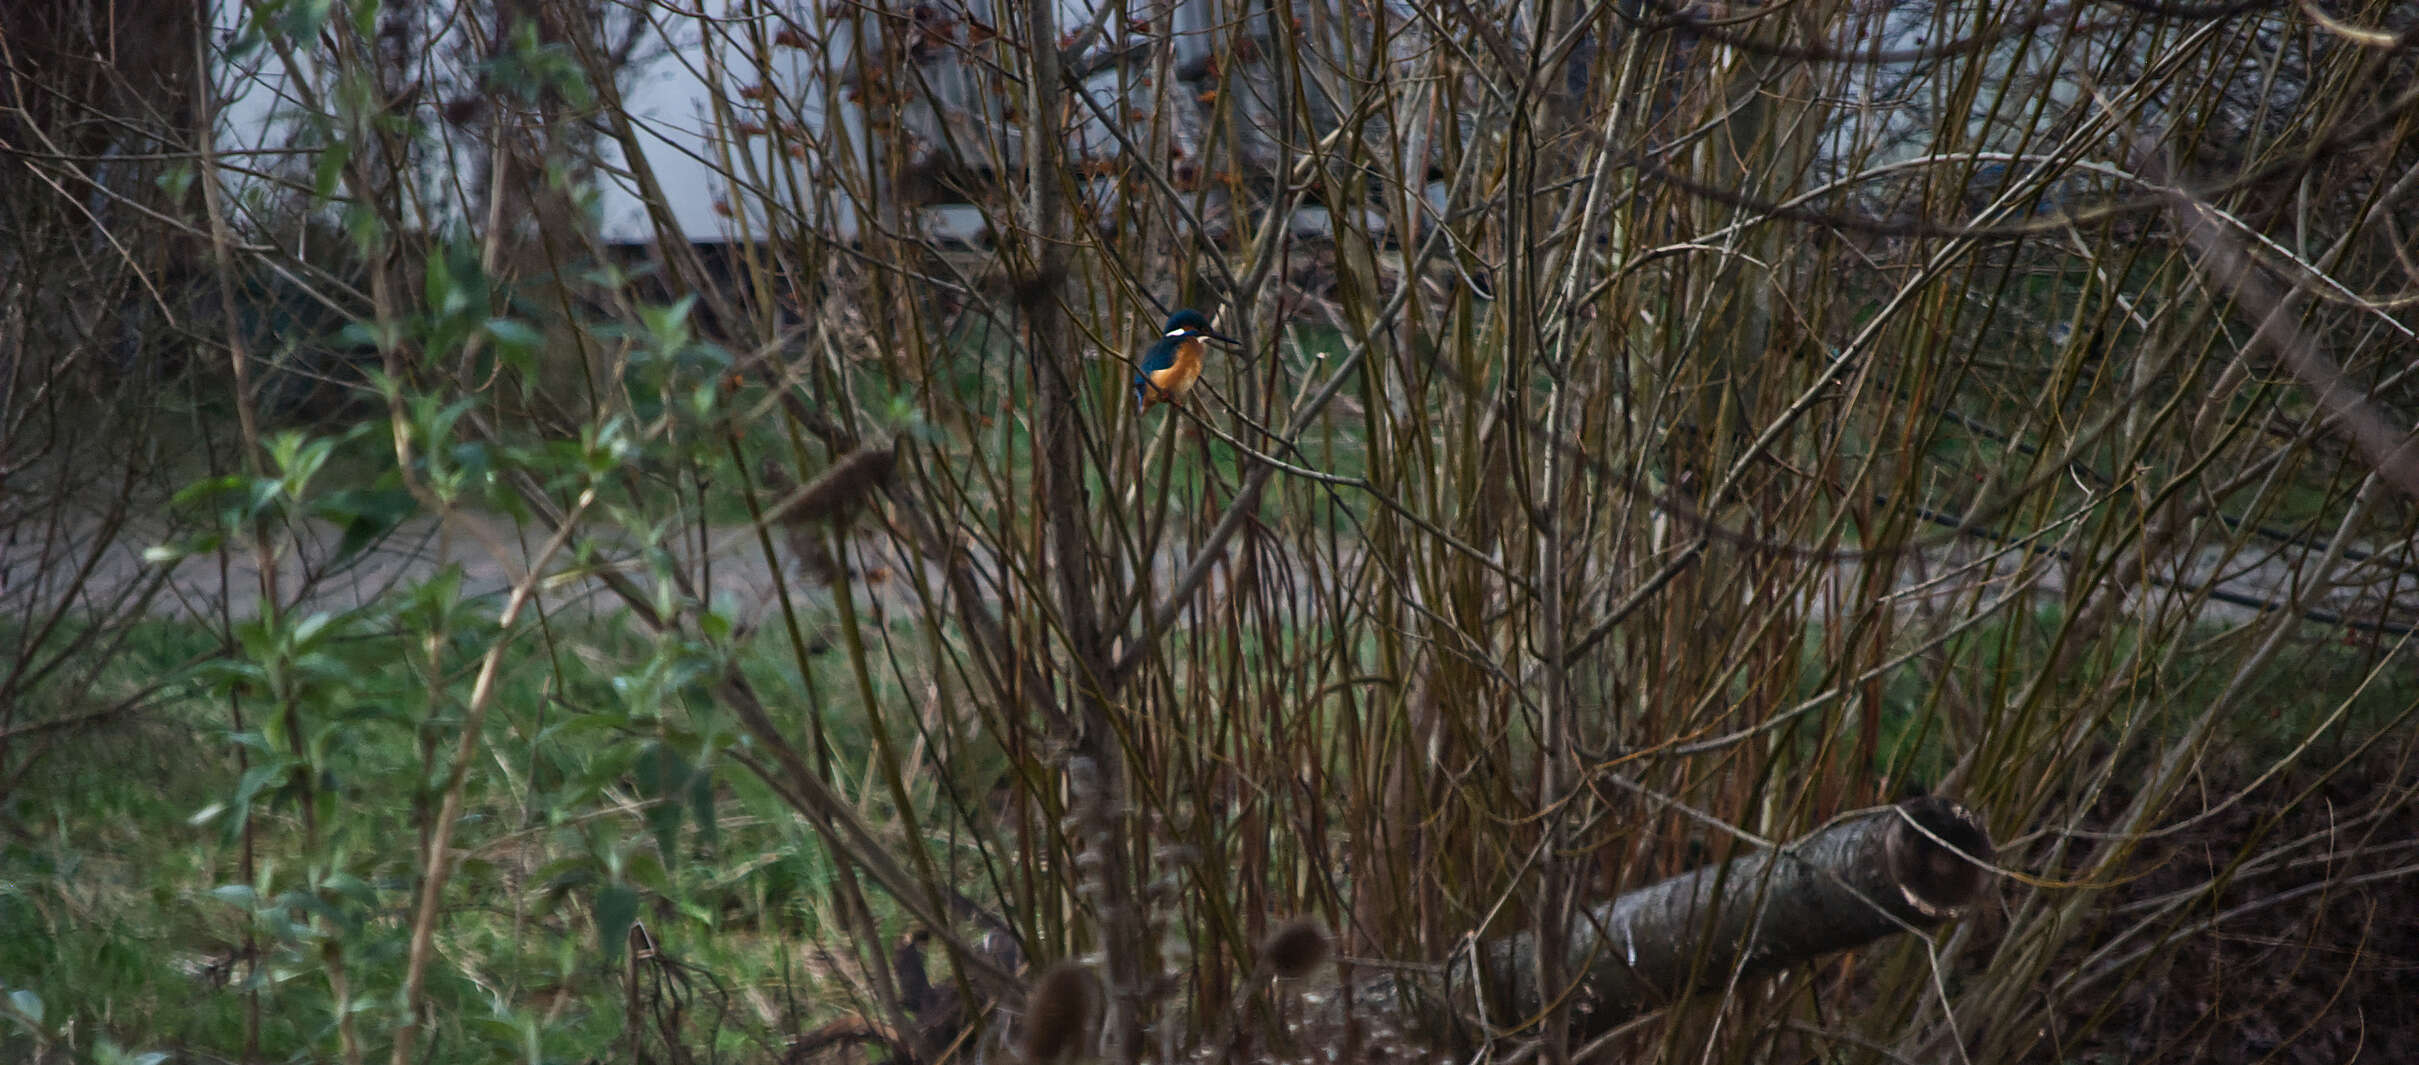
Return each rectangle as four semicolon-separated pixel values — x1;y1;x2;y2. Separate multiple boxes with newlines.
1310;797;1995;1048
902;798;1993;1064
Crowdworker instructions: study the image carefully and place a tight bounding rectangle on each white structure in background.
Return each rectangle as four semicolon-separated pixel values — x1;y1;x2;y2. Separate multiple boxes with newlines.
205;0;2311;246
207;0;820;242
205;0;1233;245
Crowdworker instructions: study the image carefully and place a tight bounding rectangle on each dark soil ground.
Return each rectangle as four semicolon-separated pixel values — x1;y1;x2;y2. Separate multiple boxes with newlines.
2027;739;2419;1065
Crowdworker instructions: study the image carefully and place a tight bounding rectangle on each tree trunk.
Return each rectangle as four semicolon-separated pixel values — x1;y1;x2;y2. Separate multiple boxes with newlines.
1317;797;1994;1048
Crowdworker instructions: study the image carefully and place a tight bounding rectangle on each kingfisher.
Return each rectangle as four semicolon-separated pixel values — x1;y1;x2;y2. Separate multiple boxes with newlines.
1132;308;1238;410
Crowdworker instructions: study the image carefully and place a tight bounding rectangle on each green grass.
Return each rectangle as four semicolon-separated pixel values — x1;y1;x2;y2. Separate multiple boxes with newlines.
0;605;952;1062
1813;603;2419;796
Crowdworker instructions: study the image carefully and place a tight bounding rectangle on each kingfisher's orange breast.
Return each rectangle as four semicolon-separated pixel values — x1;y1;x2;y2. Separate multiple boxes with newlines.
1143;338;1205;407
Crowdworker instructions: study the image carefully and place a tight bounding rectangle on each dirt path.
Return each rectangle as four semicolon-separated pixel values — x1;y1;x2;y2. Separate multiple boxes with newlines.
6;505;2415;639
2;510;899;628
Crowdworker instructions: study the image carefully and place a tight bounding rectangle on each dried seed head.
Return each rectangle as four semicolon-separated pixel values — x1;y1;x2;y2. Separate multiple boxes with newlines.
1022;960;1096;1063
1261;917;1331;979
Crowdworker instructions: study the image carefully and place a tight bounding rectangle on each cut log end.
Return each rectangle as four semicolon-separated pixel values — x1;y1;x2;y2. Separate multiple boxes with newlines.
1882;797;1994;918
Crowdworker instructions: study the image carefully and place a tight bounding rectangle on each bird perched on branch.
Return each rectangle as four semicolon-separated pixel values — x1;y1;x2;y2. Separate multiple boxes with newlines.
1132;308;1238;410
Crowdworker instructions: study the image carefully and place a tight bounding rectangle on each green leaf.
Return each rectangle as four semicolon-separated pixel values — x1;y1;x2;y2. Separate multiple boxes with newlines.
688;768;718;851
485;316;543;350
271;431;339;498
274;887;344;927
193;658;270;697
220;759;297;844
336;319;386;350
399;563;467;629
288;611;336;653
97;1041;172;1065
6;988;43;1026
155;162;196;202
278;0;333;41
313;486;419;563
470;1015;529;1052
341;200;384;257
698;607;732;644
320;871;377;907
622;849;672;895
425;250;462;320
170;474;252;510
596;884;640;963
638;296;697;354
639;743;690;865
313;139;352;201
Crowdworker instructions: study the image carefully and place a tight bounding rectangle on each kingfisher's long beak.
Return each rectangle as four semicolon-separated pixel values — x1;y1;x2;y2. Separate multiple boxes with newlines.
1203;328;1241;348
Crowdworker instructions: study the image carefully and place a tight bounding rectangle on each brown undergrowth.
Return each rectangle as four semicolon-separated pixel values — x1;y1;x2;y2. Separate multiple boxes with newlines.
2022;737;2419;1065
